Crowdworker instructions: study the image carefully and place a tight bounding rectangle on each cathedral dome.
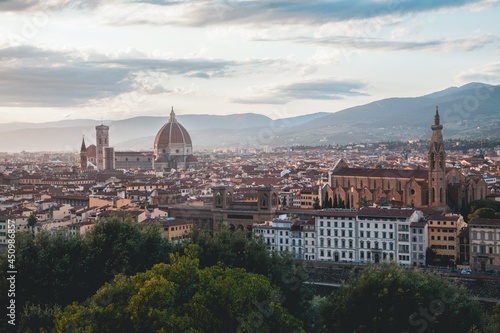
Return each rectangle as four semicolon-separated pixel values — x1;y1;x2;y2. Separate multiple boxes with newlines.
154;108;192;148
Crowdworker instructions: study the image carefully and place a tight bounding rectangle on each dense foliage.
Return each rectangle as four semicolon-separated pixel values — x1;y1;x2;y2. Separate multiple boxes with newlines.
54;246;304;333
0;217;175;332
321;263;486;333
190;224;312;320
462;200;500;221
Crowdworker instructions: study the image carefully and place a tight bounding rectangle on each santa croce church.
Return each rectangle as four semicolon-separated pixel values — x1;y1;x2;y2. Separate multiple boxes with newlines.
326;107;487;213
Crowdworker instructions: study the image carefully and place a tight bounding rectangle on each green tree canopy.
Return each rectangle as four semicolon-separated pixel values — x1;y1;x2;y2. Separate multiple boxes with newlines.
27;213;37;232
54;246;305;333
190;224;311;320
462;200;500;221
321;263;486;333
0;217;174;331
469;207;499;219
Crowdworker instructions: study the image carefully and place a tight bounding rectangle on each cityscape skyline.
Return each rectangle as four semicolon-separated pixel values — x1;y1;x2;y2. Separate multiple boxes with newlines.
0;0;499;123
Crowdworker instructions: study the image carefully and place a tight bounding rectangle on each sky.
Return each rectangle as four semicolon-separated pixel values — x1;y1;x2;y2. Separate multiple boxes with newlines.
0;0;499;123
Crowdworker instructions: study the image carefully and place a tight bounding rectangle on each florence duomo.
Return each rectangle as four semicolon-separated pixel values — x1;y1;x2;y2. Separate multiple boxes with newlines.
80;107;198;171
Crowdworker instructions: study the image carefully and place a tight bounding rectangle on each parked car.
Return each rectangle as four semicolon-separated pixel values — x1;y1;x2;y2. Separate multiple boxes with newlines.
461;268;471;274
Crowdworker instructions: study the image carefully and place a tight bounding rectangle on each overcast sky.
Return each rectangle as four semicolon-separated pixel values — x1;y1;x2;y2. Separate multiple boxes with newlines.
0;0;499;123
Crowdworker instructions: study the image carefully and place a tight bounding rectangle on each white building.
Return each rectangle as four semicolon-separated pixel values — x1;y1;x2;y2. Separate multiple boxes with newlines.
410;220;428;267
314;207;424;266
303;220;316;260
253;216;311;258
316;210;357;262
469;218;500;271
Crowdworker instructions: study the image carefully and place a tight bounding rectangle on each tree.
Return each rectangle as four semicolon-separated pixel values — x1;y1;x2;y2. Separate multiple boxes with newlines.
282;196;287;207
358;197;372;208
486;302;500;333
190;224;312;321
321;263;486;333
322;191;329;209
462;200;500;222
313;197;321;209
332;194;338;208
0;217;174;331
469;207;497;219
27;213;37;234
54;246;305;333
426;247;438;266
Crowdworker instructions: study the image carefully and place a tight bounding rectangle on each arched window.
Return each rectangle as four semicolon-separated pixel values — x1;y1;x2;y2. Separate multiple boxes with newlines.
439;187;443;203
430;153;435;170
431;188;435;203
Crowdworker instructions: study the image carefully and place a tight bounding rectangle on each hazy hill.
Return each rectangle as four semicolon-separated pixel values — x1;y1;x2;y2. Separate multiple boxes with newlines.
271;82;500;146
0;83;498;152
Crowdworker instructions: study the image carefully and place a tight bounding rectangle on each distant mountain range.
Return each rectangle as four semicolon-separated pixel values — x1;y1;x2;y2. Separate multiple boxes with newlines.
0;82;498;152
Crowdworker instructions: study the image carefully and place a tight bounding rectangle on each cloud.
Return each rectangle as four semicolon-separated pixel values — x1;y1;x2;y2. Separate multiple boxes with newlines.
100;0;488;27
232;79;368;104
0;45;292;107
0;0;101;12
256;35;499;52
457;62;500;83
0;66;133;107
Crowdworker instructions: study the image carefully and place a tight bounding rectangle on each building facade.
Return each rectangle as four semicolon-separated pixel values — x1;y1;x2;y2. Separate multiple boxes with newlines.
469;218;500;271
427;214;465;266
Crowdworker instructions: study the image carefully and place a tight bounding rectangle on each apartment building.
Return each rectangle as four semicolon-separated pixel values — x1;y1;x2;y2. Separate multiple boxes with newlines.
469;218;500;271
427;214;465;265
315;210;357;262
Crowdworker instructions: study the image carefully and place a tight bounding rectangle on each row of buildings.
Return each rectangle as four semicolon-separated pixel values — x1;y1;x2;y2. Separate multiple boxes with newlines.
253;207;500;272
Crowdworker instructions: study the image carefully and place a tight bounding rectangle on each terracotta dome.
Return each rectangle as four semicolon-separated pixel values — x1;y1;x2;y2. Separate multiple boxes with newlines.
154;108;192;147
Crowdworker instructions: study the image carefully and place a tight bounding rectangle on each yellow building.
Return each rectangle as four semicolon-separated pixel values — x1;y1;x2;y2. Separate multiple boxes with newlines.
144;217;193;242
89;195;132;209
427;214;465;265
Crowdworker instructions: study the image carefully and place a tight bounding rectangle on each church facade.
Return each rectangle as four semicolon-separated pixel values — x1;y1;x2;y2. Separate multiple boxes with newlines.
80;108;197;171
326;108;487;213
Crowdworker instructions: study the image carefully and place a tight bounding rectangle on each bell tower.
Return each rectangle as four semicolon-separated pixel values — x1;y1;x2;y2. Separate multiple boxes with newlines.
428;106;447;208
95;121;109;171
80;136;87;169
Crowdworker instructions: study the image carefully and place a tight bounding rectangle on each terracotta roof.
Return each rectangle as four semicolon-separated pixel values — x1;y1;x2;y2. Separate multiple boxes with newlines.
333;168;428;179
469;218;500;227
154;116;192;147
314;210;358;218
358;206;416;218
